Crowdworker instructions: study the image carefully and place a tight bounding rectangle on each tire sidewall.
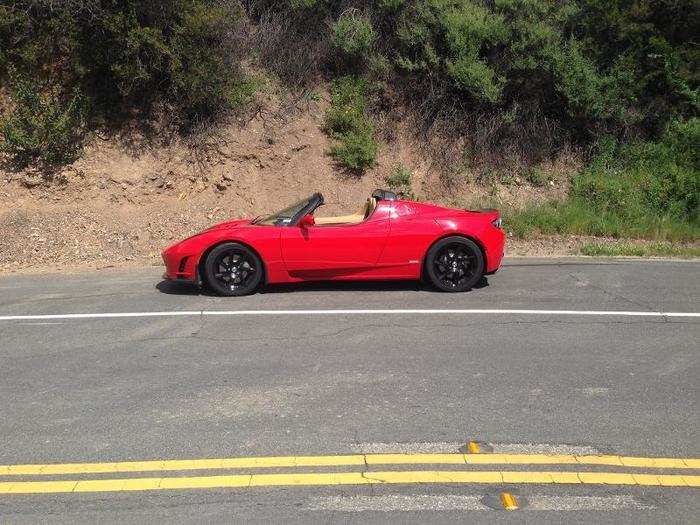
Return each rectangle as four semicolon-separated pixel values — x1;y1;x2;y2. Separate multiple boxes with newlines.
204;242;263;296
425;236;485;292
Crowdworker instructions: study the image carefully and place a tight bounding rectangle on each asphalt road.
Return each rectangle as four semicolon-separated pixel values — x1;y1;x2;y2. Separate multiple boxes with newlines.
0;257;698;523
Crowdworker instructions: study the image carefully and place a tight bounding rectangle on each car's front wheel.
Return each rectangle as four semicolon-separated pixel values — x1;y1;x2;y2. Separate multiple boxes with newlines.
425;236;484;292
203;242;263;296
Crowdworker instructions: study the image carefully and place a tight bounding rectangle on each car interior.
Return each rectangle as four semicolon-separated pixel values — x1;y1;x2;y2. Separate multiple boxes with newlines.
314;197;378;225
312;189;397;226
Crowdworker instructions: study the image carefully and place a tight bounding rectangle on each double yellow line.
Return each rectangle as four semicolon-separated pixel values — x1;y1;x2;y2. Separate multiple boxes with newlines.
1;452;698;494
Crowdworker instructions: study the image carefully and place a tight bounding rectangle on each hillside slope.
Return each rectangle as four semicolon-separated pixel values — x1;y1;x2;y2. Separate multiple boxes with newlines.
0;92;596;273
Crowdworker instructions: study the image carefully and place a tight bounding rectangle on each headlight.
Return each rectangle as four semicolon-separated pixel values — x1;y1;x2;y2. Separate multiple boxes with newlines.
491;217;502;229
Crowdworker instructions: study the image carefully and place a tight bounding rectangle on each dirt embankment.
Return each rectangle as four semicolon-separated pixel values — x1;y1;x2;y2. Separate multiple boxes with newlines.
0;93;627;275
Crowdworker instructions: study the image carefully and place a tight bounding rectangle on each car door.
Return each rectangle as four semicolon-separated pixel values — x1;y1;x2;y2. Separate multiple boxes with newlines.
280;206;391;277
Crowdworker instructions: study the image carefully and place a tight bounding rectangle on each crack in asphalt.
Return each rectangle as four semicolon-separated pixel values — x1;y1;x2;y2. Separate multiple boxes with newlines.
361;454;374;496
567;272;653;311
191;312;207;338
0;290;151;309
2;318;695;360
360;468;388;486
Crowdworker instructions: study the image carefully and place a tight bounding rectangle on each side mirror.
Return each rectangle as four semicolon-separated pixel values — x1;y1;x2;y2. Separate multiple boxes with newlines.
298;214;315;227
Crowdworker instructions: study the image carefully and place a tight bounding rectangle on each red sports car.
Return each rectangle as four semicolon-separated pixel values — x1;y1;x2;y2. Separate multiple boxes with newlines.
162;189;505;296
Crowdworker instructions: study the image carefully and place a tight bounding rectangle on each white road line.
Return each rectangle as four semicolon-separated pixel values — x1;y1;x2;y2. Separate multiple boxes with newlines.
0;308;698;322
0;311;201;321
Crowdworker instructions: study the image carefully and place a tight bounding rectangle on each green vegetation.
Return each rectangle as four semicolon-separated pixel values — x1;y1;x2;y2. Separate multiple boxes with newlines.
580;243;700;258
0;0;248;168
507;200;698;242
386;165;412;187
296;0;695;146
385;164;416;198
0;81;88;169
524;167;555;187
331;10;376;61
0;0;697;248
325;76;378;172
508;120;699;241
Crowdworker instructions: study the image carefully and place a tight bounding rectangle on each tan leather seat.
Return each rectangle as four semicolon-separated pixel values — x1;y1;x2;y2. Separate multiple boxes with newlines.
315;198;376;225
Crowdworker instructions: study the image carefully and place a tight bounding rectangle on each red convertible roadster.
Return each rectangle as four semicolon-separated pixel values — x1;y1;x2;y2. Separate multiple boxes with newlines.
162;190;504;296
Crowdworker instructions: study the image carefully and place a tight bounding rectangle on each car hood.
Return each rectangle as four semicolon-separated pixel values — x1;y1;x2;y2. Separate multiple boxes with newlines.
167;218;251;248
203;218;252;232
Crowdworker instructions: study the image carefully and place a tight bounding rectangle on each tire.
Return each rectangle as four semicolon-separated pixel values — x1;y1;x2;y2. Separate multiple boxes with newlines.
425;236;484;292
203;242;263;296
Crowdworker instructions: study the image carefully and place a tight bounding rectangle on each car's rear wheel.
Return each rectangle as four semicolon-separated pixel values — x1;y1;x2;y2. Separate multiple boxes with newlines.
425;236;484;292
203;242;263;296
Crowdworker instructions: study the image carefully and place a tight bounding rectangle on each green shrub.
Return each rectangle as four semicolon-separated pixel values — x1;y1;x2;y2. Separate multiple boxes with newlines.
386;165;411;187
0;81;88;169
325;0;696;140
329;129;378;172
168;3;241;118
392;0;508;104
84;1;245;121
573;119;699;224
289;0;321;9
2;0;697;174
385;164;416;198
325;76;378;172
508;118;700;241
0;0;248;139
225;78;260;109
378;0;405;12
331;10;376;60
525;167;554;187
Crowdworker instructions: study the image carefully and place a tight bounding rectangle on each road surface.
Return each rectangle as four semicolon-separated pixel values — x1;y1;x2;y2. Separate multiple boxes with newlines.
0;257;698;523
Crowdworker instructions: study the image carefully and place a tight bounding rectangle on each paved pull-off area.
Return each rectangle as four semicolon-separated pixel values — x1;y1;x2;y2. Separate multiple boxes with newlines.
0;257;698;523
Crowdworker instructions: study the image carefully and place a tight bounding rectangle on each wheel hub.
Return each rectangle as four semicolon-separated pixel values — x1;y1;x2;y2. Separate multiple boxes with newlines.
214;251;256;289
433;244;476;288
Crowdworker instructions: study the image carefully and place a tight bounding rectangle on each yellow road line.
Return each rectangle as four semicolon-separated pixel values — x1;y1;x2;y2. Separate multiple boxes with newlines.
0;471;698;494
1;454;697;476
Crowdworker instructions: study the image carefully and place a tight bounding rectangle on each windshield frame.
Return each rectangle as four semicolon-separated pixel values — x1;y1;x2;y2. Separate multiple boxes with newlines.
253;193;324;226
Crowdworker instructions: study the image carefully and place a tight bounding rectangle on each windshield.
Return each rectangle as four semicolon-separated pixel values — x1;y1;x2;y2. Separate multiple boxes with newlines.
253;196;314;226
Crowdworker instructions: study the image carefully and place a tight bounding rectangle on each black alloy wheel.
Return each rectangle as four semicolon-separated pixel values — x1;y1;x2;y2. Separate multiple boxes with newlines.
425;236;484;292
203;242;263;296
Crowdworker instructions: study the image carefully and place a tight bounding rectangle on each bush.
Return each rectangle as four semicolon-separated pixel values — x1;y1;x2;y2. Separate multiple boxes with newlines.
325;76;378;172
0;1;248;135
329;129;378;172
0;81;88;169
392;0;508;104
225;79;261;110
168;3;243;118
331;10;376;60
524;167;554;187
573;119;699;224
2;0;696;174
386;164;411;187
508;118;700;241
293;0;696;145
